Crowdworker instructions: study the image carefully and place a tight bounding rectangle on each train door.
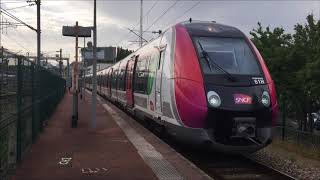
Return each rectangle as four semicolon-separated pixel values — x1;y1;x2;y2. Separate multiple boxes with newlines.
155;48;166;114
126;56;137;108
123;60;129;104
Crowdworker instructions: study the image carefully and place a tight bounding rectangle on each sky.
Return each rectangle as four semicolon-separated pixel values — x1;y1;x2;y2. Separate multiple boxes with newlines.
1;0;320;64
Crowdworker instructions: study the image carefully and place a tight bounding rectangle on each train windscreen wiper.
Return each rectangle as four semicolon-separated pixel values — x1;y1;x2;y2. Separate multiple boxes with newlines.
197;41;236;81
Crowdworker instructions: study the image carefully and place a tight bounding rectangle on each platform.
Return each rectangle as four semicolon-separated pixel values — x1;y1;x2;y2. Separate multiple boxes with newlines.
12;91;211;180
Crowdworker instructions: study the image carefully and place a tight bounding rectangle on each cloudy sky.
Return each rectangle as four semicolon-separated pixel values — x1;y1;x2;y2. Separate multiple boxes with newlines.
1;0;320;64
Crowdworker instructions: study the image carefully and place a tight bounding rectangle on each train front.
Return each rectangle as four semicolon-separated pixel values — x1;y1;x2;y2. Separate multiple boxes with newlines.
174;22;278;153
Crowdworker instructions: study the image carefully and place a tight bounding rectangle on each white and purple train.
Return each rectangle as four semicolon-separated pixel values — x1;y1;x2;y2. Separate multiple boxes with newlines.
86;21;279;153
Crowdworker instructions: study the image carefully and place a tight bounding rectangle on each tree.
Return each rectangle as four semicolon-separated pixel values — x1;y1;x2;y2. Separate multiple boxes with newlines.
292;14;320;131
116;47;133;62
250;14;320;132
250;22;293;94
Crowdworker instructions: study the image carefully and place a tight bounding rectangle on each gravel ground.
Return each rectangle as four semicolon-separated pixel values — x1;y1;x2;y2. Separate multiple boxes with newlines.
250;143;320;180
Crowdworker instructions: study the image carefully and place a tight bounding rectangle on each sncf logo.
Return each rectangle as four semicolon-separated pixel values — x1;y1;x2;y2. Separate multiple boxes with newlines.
234;94;252;104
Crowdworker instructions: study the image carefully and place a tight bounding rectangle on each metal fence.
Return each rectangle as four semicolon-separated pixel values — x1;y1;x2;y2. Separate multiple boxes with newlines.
0;49;65;179
273;126;320;151
273;95;320;152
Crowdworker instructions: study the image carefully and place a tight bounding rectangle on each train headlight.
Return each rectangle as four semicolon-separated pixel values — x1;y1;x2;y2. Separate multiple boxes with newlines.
207;91;221;108
261;91;270;107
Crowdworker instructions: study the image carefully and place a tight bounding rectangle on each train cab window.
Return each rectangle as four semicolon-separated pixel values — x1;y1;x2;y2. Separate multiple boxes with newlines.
134;56;148;94
194;37;262;75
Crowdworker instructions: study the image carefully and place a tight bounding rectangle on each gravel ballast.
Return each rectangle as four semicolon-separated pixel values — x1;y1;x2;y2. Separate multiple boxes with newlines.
250;143;320;180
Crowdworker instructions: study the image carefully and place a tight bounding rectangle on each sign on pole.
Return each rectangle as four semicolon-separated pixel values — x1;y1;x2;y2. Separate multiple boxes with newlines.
62;22;92;128
63;26;92;37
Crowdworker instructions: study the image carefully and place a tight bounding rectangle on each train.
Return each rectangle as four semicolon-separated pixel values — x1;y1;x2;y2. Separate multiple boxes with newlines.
85;20;278;153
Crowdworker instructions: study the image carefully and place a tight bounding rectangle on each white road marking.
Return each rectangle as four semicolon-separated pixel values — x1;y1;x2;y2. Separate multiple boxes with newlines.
81;168;108;174
58;157;72;165
102;103;184;180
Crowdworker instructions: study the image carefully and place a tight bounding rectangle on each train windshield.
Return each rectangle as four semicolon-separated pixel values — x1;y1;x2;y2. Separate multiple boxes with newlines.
194;37;262;76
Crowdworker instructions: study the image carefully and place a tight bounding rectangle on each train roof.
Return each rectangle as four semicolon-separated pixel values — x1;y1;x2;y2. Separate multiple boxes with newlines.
180;21;245;38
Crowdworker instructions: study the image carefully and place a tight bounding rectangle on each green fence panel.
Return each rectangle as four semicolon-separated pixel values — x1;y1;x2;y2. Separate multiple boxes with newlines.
0;50;66;180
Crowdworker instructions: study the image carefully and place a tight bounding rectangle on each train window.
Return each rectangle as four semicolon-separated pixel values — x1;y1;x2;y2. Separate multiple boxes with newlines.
159;29;170;68
102;73;104;87
106;71;109;88
118;64;125;91
103;73;107;87
111;70;117;89
194;37;262;75
150;52;159;73
118;67;126;91
158;50;165;70
123;63;128;91
134;56;149;94
108;70;112;88
116;69;120;89
100;74;103;86
123;68;126;90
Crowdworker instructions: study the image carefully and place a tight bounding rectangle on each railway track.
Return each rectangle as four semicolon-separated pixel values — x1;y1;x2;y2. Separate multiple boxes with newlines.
174;147;296;180
98;92;296;180
134;114;296;180
131;116;296;179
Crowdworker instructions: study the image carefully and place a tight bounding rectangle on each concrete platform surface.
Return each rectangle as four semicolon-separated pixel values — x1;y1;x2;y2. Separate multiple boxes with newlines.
12;91;211;180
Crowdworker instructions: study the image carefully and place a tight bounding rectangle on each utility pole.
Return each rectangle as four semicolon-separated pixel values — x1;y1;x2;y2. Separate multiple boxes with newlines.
91;0;97;129
37;0;41;66
35;0;41;137
139;0;143;47
59;48;62;77
82;37;86;100
0;0;2;47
